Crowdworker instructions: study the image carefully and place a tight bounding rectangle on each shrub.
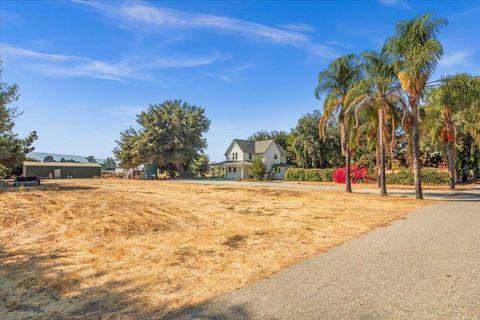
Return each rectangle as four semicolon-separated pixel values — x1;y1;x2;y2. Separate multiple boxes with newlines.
250;158;266;180
284;168;334;182
304;169;321;181
332;166;368;184
285;168;305;181
423;168;451;184
0;164;9;179
386;168;449;185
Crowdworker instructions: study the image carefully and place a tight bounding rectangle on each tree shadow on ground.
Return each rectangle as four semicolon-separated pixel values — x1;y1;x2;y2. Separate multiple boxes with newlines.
40;184;99;192
0;245;254;319
0;184;98;193
0;245;165;319
163;303;253;320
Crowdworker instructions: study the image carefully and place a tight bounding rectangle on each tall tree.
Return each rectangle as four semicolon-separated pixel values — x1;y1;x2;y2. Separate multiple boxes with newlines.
424;74;480;188
248;130;295;164
291;110;342;168
316;54;363;192
189;153;209;176
43;155;55;162
103;157;118;170
114;100;210;174
86;155;96;163
0;66;38;177
385;13;447;199
352;49;404;195
114;128;143;169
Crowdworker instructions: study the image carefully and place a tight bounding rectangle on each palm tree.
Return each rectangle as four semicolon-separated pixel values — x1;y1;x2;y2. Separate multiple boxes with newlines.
425;74;480;189
352;50;404;196
316;54;364;193
385;13;447;199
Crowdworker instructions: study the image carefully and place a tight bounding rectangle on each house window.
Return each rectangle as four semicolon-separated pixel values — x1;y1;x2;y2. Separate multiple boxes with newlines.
274;154;278;160
228;167;232;172
278;167;281;173
249;153;252;160
233;167;237;173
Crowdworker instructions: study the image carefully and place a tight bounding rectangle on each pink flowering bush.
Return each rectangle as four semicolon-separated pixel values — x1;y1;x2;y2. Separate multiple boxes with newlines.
332;166;368;184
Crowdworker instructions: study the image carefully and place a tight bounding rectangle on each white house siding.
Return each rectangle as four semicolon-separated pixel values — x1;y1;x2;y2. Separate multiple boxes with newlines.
225;165;250;180
262;143;283;171
272;166;286;180
226;142;249;161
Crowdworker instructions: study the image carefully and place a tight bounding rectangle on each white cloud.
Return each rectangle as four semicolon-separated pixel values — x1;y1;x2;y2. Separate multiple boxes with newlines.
1;45;84;62
75;1;337;58
204;63;254;82
1;43;225;81
281;23;317;33
378;0;410;9
439;51;470;68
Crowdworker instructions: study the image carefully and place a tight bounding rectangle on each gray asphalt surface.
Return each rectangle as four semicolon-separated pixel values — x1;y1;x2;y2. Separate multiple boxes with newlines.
168;185;480;320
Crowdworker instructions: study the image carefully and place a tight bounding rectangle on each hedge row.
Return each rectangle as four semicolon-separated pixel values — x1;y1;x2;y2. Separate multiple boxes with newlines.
285;168;335;182
386;168;450;185
286;167;450;185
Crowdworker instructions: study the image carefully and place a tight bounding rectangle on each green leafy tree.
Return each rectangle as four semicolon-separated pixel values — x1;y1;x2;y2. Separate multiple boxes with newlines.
114;128;143;169
316;54;364;192
291;110;342;168
250;157;266;180
103;157;117;170
0;66;38;177
43;155;55;162
248;130;295;164
114;100;210;174
86;155;96;163
385;13;447;199
423;74;480;188
189;153;210;176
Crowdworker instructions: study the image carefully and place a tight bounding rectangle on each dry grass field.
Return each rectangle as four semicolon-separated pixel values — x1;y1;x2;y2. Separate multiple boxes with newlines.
0;179;428;319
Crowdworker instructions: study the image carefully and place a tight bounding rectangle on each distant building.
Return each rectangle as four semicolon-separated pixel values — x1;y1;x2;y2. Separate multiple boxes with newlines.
211;139;292;180
23;161;101;178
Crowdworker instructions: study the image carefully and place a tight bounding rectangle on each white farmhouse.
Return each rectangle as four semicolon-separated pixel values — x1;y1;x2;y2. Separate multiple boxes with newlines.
212;139;292;180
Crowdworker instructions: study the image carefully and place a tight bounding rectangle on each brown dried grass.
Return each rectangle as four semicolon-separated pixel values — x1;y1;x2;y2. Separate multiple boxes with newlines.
0;179;428;319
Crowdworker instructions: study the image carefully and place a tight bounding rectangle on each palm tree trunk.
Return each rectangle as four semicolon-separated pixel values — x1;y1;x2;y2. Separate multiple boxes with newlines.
376;140;381;188
341;120;352;193
379;107;387;196
446;141;455;189
411;103;423;199
345;148;352;193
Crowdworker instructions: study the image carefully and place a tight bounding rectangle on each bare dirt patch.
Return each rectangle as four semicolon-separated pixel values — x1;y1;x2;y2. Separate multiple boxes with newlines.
0;178;428;319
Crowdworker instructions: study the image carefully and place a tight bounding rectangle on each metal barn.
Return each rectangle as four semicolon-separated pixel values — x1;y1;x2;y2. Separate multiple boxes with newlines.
22;161;102;179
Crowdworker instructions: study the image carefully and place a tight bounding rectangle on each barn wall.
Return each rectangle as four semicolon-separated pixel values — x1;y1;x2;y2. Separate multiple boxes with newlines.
24;165;101;178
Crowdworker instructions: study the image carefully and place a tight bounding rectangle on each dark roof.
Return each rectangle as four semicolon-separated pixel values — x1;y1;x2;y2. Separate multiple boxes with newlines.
233;139;255;154
230;139;286;155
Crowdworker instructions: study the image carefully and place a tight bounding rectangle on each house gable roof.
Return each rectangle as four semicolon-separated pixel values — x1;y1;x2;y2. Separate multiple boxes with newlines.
224;139;254;156
234;139;255;154
225;139;286;156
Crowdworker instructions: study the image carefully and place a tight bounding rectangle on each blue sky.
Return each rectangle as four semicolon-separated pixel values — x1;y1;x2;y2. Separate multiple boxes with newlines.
1;0;479;162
